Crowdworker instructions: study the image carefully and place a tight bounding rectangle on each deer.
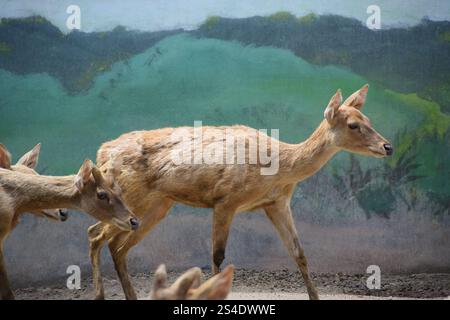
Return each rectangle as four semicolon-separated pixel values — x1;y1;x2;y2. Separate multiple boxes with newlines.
0;143;68;223
0;145;140;300
88;84;393;300
150;264;234;300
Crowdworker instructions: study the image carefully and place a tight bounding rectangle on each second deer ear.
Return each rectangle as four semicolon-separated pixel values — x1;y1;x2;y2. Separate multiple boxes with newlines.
0;143;12;169
171;267;202;298
153;264;168;291
206;265;234;300
16;143;41;169
75;159;94;191
324;89;343;123
342;84;369;110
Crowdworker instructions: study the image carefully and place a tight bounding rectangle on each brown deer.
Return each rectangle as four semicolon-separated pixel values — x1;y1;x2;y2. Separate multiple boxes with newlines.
88;84;393;300
0;146;140;299
150;264;234;300
0;143;68;222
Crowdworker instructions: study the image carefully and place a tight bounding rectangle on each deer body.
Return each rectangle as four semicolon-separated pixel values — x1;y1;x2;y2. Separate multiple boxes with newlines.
89;85;392;300
0;145;139;300
97;123;336;212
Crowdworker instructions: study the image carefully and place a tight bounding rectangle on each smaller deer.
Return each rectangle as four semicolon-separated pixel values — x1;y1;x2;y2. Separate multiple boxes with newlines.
0;143;68;223
150;264;234;300
0;145;139;300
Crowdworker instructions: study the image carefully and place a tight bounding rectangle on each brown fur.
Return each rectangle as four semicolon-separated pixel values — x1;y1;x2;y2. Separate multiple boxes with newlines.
88;85;392;300
7;143;66;222
0;145;138;300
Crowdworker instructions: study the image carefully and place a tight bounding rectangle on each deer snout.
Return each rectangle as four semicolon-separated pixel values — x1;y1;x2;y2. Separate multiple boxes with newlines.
383;144;394;156
130;217;140;230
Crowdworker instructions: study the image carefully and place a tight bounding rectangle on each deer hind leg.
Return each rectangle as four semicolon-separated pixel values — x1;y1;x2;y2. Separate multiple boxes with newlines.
88;222;121;300
264;202;319;300
212;205;236;274
0;226;14;300
108;198;173;300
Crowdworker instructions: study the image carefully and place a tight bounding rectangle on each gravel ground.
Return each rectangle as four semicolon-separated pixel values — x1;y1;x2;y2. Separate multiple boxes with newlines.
14;269;450;300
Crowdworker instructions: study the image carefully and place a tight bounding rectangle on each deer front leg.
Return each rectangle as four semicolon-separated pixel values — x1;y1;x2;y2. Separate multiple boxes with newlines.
88;222;121;300
109;199;173;300
212;206;235;274
108;232;135;299
264;202;319;300
0;229;14;300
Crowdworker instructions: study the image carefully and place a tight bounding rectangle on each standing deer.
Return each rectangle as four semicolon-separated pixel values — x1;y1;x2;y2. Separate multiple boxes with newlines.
0;145;139;300
88;84;393;300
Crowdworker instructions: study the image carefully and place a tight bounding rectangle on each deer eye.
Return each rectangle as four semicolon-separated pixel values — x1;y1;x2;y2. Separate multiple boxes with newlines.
97;191;109;201
348;123;359;130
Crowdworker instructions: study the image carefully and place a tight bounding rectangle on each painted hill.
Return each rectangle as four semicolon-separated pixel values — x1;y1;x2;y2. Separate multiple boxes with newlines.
195;13;450;114
2;14;450;115
0;16;181;93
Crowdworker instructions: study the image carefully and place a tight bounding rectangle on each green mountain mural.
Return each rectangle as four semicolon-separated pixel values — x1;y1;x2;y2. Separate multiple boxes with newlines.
0;16;449;219
195;13;450;114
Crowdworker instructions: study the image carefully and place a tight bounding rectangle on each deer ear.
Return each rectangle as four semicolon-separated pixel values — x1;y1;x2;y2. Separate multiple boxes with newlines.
0;144;12;169
16;143;41;169
343;84;369;110
75;159;94;191
153;264;168;292
91;165;106;186
190;265;234;300
324;89;343;122
170;267;202;299
205;265;234;300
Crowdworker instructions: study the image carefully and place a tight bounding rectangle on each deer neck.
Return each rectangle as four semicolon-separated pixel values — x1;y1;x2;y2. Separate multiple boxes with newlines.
286;120;340;181
0;170;80;213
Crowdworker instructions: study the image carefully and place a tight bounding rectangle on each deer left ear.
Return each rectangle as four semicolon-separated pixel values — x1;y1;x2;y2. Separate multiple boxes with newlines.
0;143;12;169
16;143;41;169
324;89;343;122
343;84;369;110
153;264;168;292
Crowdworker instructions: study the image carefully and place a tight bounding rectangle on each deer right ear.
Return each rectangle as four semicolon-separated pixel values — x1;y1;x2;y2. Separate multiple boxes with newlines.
16;143;41;169
342;84;369;110
0;143;12;169
171;267;202;299
324;89;343;123
206;265;234;300
191;265;234;300
75;159;94;191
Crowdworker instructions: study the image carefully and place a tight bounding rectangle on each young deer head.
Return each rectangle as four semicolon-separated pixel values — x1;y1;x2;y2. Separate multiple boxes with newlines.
0;143;68;221
324;84;393;158
150;264;234;300
74;159;139;231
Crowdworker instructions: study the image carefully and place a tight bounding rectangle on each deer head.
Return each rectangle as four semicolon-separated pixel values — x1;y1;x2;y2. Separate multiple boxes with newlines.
324;84;393;158
0;143;68;221
150;264;234;300
74;159;139;231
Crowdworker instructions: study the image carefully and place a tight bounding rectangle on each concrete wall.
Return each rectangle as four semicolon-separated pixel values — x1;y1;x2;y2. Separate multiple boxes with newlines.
6;198;450;287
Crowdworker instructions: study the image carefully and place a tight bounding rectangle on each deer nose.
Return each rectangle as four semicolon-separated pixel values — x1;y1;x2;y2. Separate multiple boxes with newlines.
383;144;393;156
130;217;139;230
59;209;69;221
